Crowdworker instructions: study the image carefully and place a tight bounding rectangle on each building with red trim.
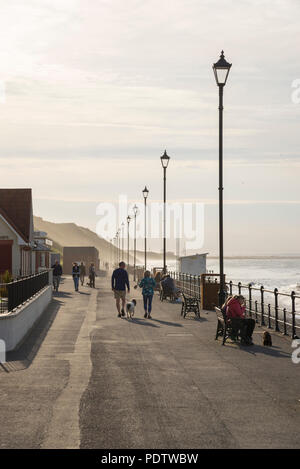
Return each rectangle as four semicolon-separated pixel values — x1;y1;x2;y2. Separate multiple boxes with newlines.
0;188;35;278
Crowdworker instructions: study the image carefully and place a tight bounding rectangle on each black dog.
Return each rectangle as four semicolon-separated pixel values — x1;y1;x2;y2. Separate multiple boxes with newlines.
263;331;272;346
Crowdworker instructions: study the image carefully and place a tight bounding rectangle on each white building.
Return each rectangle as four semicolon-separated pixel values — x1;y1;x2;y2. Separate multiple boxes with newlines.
0;188;35;278
179;253;208;276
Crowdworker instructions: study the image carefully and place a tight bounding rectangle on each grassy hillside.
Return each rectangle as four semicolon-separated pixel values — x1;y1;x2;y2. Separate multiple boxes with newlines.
34;216;142;266
34;216;177;266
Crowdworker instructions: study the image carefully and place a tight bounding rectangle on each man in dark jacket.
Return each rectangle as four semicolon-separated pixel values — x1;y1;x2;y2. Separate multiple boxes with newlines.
52;260;62;291
111;261;130;317
89;263;96;288
80;262;86;286
72;262;80;291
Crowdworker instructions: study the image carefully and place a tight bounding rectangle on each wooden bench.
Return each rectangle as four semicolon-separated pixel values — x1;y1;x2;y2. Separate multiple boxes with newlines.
215;306;240;345
181;293;200;319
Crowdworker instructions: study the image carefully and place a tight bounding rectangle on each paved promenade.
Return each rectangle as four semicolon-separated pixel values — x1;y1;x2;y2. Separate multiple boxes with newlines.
0;275;299;449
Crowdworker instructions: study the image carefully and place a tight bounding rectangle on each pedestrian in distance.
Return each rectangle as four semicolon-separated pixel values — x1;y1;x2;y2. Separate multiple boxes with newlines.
80;262;86;286
89;263;96;288
137;270;156;319
72;262;80;291
52;260;62;292
111;261;130;317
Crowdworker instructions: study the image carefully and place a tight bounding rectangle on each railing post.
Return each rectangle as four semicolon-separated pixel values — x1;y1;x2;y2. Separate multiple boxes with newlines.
268;303;271;329
291;291;296;339
229;280;232;296
248;283;252;316
238;282;242;295
255;300;258;322
260;286;265;326
283;307;287;336
274;288;279;332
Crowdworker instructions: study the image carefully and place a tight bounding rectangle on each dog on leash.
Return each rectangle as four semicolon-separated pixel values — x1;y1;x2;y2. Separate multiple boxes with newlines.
263;331;272;346
126;299;137;319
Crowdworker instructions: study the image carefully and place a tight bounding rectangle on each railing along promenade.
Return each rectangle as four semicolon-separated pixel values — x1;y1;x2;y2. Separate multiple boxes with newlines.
169;271;300;339
0;270;50;314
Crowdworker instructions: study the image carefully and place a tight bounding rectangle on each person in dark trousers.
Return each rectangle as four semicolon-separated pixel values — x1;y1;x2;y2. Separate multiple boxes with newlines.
161;274;181;299
111;261;130;317
89;263;96;288
52;260;62;291
137;270;156;319
72;262;80;291
80;262;86;286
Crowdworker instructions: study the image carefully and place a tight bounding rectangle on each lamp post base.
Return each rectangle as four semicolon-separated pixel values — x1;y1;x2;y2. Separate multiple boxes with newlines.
218;289;226;308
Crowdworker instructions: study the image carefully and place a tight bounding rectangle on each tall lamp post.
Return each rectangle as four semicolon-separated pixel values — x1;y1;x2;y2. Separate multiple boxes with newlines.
212;50;232;307
160;150;170;274
116;230;120;264
127;215;131;267
132;204;139;281
121;222;125;262
142;186;149;270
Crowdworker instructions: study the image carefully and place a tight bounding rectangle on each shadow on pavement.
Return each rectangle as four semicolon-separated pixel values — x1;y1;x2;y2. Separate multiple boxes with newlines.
128;317;160;328
237;343;291;358
2;297;63;371
182;316;208;322
151;318;183;327
52;290;73;299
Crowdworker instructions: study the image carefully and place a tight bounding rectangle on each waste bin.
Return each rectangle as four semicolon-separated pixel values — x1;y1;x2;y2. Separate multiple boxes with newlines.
200;274;226;310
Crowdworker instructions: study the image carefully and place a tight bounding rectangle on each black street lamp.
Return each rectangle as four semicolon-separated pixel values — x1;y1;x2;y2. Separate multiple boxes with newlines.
160;150;170;274
142;186;149;270
116;230;120;264
127;215;131;267
213;50;232;307
132;204;139;281
121;222;125;262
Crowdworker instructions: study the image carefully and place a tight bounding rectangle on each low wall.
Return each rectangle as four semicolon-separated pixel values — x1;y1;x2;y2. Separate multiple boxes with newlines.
0;285;52;352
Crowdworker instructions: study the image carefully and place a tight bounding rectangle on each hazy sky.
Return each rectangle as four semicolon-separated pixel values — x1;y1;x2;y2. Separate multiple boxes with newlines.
0;0;299;255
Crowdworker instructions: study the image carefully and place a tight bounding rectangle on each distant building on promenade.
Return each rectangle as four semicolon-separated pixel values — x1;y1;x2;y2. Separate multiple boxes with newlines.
50;252;61;266
63;246;100;274
178;253;208;276
33;231;53;272
0;188;34;277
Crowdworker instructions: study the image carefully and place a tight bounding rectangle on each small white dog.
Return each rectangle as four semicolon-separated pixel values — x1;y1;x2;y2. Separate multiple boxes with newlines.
126;299;136;319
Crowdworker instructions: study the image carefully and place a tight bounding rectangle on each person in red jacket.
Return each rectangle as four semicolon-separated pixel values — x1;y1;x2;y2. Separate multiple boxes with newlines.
226;295;255;345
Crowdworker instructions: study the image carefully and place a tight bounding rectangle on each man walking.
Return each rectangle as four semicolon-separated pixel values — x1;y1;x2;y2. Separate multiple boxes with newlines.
80;262;86;286
89;263;96;288
72;262;80;291
52;260;62;292
111;261;130;317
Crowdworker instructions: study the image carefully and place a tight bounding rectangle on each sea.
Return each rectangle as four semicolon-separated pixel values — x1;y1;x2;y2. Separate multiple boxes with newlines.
148;257;300;313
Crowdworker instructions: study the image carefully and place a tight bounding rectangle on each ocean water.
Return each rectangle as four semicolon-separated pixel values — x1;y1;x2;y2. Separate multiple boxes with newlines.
148;257;300;313
206;258;300;294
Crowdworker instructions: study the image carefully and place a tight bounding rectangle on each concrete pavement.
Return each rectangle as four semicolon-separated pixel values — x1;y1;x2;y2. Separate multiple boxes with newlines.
1;274;300;449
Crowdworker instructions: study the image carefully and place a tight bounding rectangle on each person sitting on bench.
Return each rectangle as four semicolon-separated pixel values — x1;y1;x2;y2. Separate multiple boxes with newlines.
161;275;181;299
226;295;255;346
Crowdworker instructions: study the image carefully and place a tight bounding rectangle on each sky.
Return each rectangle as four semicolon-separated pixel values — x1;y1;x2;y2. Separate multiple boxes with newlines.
0;0;299;255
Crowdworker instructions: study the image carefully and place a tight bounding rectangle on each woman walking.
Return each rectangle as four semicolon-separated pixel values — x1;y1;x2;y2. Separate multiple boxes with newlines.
138;271;156;319
72;262;80;291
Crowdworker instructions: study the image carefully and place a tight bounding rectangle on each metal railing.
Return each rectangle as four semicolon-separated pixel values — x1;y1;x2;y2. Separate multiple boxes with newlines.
169;271;300;339
0;271;49;315
169;272;201;299
227;281;300;339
